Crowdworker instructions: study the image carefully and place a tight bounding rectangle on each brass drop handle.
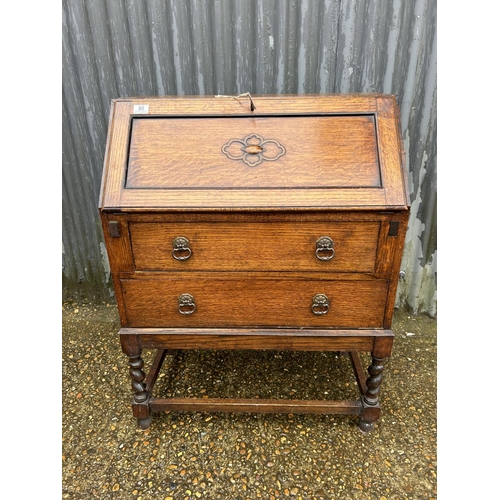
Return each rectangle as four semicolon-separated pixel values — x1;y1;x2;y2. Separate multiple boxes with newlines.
315;236;335;261
311;293;330;315
172;236;192;261
178;293;196;315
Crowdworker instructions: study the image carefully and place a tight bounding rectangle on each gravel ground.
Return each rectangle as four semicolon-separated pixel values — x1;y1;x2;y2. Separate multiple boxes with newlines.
62;303;436;499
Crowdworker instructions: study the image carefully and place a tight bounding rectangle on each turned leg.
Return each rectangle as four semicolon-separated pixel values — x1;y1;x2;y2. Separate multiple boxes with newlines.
358;356;385;433
121;335;152;429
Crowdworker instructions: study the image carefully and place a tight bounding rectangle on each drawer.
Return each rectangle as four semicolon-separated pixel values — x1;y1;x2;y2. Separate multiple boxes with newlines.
129;222;380;273
120;274;389;328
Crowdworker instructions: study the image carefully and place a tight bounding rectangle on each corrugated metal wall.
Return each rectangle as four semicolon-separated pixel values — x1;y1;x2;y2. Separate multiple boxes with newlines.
62;0;437;316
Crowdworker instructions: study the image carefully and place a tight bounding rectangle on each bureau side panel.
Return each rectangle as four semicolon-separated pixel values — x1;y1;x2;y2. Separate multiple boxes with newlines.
383;210;410;327
99;212;134;325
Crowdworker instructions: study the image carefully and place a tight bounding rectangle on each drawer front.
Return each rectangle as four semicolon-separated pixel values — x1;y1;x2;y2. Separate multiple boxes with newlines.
129;222;380;273
120;275;389;328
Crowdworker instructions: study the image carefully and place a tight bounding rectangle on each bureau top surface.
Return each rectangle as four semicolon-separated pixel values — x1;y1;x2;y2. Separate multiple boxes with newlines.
99;94;409;211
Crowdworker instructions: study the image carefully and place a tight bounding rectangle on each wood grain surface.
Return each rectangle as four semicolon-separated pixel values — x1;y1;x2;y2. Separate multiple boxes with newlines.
149;397;363;415
129;221;380;272
126;115;379;189
120;274;389;328
121;327;393;352
99;94;409;210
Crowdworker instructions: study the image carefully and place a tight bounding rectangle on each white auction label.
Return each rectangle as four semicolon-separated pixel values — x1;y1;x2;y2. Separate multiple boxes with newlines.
133;104;149;114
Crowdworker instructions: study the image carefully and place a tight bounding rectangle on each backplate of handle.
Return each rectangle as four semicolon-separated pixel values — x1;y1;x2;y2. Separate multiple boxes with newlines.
178;293;196;315
315;236;335;261
311;293;330;315
172;236;192;261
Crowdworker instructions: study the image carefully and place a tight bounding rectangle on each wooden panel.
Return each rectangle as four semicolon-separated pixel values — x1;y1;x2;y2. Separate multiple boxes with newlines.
136;333;376;352
383;210;410;327
99;103;132;208
120;327;393;352
99;212;134;325
129;221;380;272
121;327;393;337
376;96;407;207
117;187;391;210
114;211;395;223
126;115;380;189
99;213;134;273
120;274;389;328
116;94;379;117
149;397;362;415
99;95;409;210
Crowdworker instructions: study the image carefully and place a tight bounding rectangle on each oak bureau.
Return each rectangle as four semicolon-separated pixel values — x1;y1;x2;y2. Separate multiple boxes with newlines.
99;94;410;432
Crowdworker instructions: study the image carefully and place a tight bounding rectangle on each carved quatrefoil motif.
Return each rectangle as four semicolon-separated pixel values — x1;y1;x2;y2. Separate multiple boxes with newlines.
221;134;286;167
